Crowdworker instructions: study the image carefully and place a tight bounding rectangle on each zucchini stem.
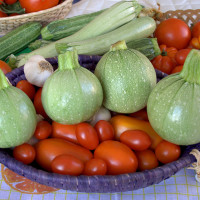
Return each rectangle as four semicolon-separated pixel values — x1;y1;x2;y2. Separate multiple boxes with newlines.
180;49;200;84
58;49;80;70
110;40;128;51
0;70;10;89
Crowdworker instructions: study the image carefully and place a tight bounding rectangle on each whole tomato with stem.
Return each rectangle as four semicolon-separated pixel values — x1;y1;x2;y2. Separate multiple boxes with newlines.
155;140;181;164
19;0;59;13
13;143;36;165
0;60;12;74
16;80;36;100
155;18;191;50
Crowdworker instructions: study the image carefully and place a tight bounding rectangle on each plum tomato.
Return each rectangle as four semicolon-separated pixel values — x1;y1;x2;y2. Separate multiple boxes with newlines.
34;120;52;140
119;130;151;151
155;140;181;164
94;120;114;142
94;140;138;175
83;158;107;176
135;149;159;171
76;123;99;150
51;154;84;176
13;143;36;164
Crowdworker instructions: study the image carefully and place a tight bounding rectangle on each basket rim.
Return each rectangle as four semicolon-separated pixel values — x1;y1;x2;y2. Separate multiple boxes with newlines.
0;0;73;21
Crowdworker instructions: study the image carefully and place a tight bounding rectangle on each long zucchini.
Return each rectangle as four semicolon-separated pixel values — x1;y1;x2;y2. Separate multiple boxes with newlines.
56;17;157;56
0;22;42;60
18;0;142;67
41;10;105;41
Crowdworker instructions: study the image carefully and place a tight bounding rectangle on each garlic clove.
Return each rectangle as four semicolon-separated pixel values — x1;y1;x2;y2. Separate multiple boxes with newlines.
28;55;46;63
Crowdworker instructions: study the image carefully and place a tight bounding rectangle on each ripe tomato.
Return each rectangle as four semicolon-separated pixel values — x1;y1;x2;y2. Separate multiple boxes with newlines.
19;0;59;13
16;80;36;100
155;18;191;49
52;121;79;144
175;49;191;65
0;11;7;17
13;143;36;164
129;108;148;121
119;130;151;151
135;149;159;171
0;60;12;74
155;140;181;164
190;36;200;49
94;120;114;142
192;21;200;38
33;88;49;119
94;140;138;175
35;138;93;171
51;154;84;176
151;55;174;74
83;158;107;176
171;65;183;74
34;120;52;140
76;123;99;150
0;0;4;5
5;0;17;4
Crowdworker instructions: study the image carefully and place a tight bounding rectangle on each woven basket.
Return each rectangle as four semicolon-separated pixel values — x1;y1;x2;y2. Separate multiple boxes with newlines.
0;0;73;35
0;8;200;193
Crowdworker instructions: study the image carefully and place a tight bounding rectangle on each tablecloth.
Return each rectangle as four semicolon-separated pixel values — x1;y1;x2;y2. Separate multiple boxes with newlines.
1;0;200;199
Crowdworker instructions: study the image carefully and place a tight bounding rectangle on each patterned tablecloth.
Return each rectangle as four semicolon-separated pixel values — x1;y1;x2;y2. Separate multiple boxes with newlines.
1;0;200;199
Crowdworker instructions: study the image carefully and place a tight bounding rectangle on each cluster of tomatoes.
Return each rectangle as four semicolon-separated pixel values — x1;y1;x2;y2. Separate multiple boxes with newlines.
0;76;179;176
151;18;200;74
0;0;60;17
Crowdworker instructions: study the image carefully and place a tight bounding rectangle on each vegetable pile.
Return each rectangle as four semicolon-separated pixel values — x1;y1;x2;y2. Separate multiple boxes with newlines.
1;0;200;177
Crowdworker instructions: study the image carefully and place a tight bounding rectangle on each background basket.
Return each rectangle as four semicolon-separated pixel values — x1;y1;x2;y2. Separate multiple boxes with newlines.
0;8;200;193
0;0;73;35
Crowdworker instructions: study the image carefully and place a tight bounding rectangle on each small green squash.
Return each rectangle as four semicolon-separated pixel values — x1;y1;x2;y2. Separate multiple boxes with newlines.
42;49;103;124
147;49;200;145
94;40;157;113
0;70;37;148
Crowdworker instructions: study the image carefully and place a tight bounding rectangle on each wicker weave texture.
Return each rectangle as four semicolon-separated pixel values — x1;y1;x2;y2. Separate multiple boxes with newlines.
0;0;73;35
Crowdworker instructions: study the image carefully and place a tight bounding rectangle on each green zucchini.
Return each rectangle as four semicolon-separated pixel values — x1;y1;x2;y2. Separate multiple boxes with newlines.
18;0;142;67
56;17;157;56
0;22;42;60
41;10;105;41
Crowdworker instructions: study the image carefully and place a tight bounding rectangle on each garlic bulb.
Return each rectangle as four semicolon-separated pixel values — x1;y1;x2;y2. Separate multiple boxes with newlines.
24;55;54;87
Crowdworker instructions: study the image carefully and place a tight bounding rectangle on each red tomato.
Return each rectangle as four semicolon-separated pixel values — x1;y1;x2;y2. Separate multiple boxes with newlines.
34;120;52;140
5;0;17;4
155;18;191;49
19;0;59;13
94;120;114;142
192;21;200;38
0;0;4;5
171;65;183;74
190;37;200;49
135;149;159;171
76;123;99;150
52;121;79;144
0;60;12;74
83;158;107;176
119;130;151;151
129;108;148;121
51;154;84;176
151;55;174;74
13;143;36;165
16;80;36;100
35;138;93;171
0;11;7;17
94;140;138;175
175;49;191;65
9;13;20;16
33;88;49;119
155;140;181;164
